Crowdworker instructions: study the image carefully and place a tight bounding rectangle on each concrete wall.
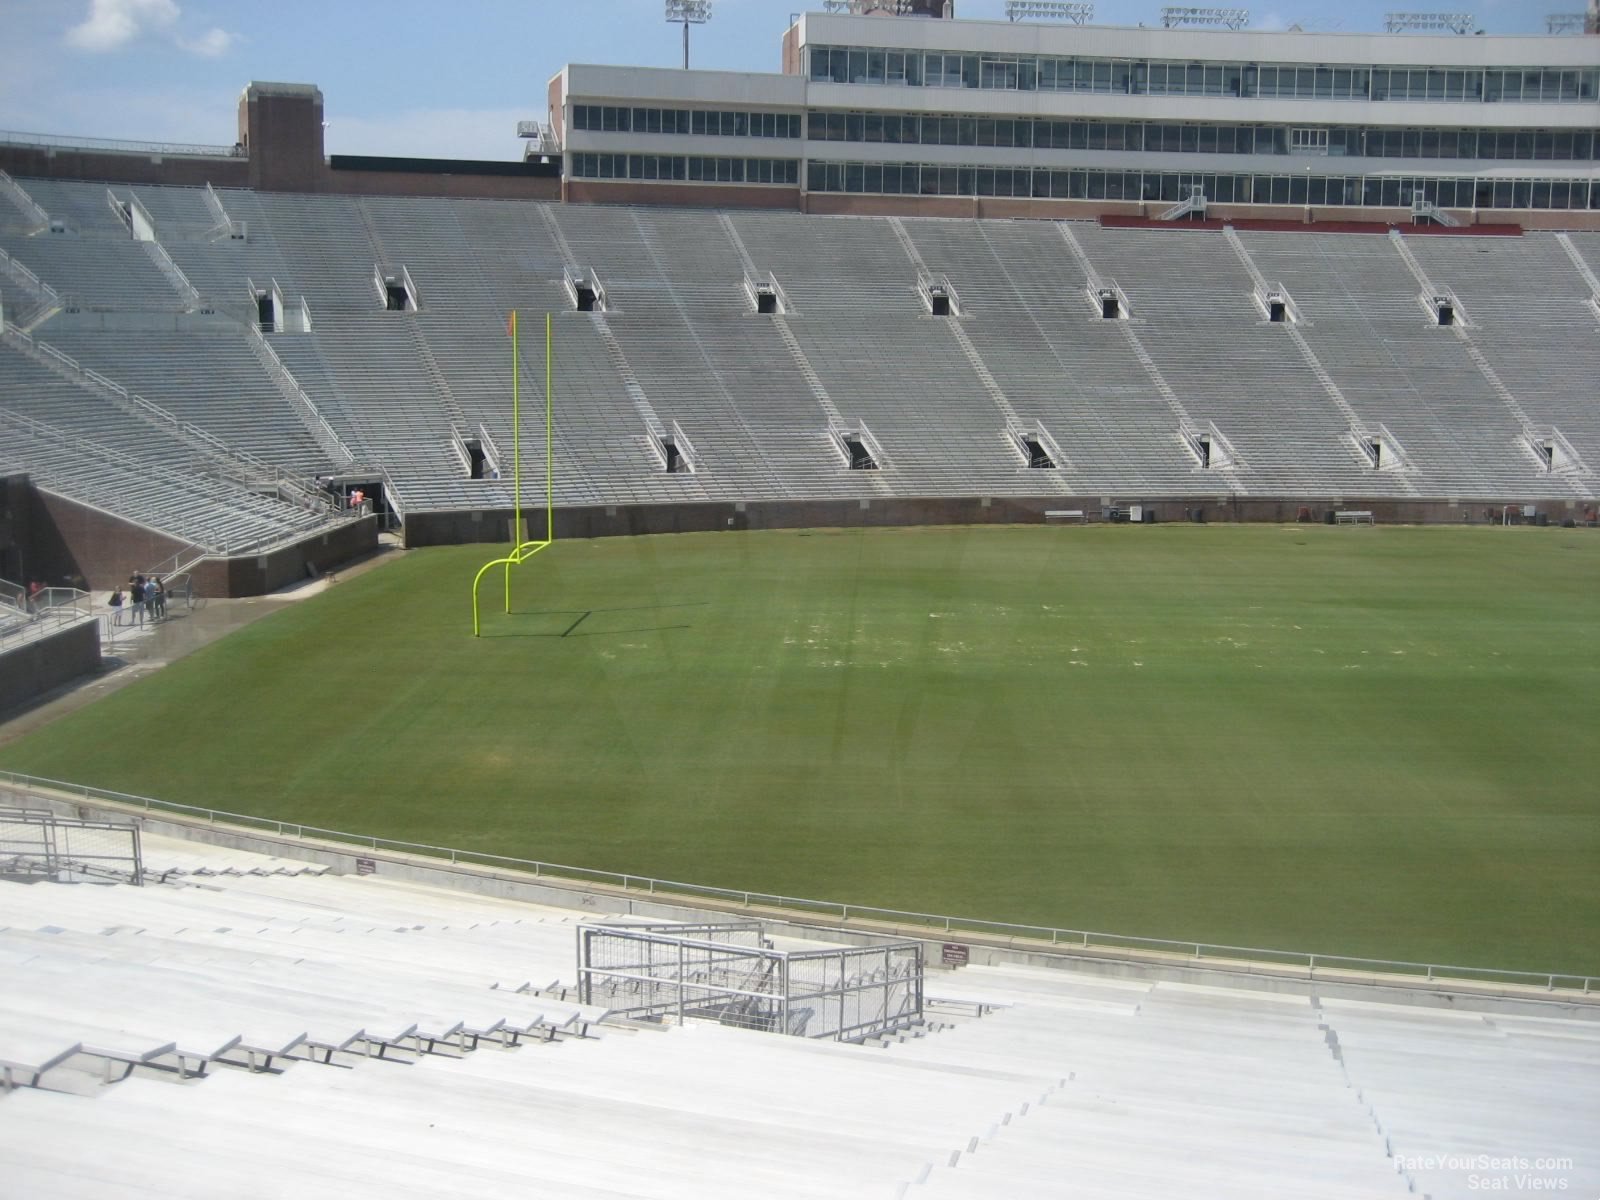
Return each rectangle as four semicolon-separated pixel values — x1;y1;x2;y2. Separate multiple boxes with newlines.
403;493;1590;548
0;145;246;188
28;486;376;596
324;166;561;202
0;619;101;715
566;180;801;210
201;516;378;596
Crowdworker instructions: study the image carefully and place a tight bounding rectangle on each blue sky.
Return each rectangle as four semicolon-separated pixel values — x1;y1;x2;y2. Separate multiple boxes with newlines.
0;0;1564;160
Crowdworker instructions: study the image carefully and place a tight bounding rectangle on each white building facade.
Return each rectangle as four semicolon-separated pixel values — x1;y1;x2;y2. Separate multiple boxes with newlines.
551;11;1600;226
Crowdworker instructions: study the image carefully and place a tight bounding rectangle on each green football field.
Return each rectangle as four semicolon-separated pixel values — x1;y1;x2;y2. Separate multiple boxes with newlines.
4;525;1596;973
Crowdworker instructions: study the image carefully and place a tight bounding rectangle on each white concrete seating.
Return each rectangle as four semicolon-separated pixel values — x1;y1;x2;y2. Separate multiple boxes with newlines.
0;859;619;1090
0;872;603;1001
1317;996;1600;1198
2;833;1597;1199
139;835;332;879
887;964;1600;1200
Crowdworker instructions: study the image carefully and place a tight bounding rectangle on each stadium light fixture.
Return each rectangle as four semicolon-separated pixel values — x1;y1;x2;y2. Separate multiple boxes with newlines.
1005;2;1094;22
1544;11;1586;32
1382;10;1475;32
821;1;919;12
665;0;712;70
1160;6;1250;28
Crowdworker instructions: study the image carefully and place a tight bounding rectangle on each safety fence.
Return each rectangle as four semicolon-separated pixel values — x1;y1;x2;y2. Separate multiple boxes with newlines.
0;806;143;884
0;770;1592;995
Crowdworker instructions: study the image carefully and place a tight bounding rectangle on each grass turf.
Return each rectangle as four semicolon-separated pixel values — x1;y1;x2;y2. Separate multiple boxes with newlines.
3;524;1595;974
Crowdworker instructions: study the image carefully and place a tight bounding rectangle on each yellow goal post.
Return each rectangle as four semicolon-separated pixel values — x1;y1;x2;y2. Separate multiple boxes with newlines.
471;310;554;636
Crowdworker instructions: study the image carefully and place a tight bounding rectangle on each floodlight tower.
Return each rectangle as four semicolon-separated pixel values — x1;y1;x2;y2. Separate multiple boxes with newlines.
1160;6;1251;28
1382;10;1476;33
665;0;712;70
1005;2;1095;22
1545;12;1586;32
821;1;920;13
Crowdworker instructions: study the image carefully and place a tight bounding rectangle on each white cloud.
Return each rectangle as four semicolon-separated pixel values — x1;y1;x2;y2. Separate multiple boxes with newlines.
177;26;238;57
64;0;237;57
64;0;178;52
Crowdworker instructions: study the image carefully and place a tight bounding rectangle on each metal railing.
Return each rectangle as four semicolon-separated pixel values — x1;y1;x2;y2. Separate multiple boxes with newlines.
0;806;143;885
245;322;356;466
0;770;1591;997
0;410;334;559
202;182;245;240
0;169;51;228
5;326;340;514
0;129;241;159
139;234;203;307
10;327;274;479
579;923;923;1041
0;588;98;649
0;247;62;309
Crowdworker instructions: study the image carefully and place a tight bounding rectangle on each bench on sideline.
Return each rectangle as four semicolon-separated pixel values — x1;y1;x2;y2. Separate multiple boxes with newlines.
1335;510;1375;525
1044;510;1087;524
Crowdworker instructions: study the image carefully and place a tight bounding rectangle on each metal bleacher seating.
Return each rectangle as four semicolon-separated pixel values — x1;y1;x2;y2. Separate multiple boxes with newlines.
728;211;1038;497
908;218;1206;494
1071;224;1373;497
1407;234;1600;476
0;335;337;552
561;205;859;501
4;174;1596;522
0;407;332;554
448;197;682;507
5;235;178;313
3;830;1595;1199
39;328;338;472
1239;230;1568;499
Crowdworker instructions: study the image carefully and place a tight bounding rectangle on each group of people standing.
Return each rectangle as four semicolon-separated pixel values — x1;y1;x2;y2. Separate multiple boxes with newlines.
108;575;167;627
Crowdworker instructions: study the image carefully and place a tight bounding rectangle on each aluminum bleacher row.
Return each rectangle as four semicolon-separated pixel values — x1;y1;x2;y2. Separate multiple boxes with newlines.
2;176;1596;532
0;417;331;555
2;831;1596;1198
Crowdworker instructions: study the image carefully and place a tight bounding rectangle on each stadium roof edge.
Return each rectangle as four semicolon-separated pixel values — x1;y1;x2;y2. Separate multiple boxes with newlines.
793;8;1597;42
242;81;323;99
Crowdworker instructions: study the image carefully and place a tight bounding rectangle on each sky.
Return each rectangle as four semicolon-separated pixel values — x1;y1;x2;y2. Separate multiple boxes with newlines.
0;0;1568;161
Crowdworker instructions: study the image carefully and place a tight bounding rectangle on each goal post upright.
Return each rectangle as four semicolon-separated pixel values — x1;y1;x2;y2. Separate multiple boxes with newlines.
505;307;521;614
546;311;554;544
471;310;555;637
